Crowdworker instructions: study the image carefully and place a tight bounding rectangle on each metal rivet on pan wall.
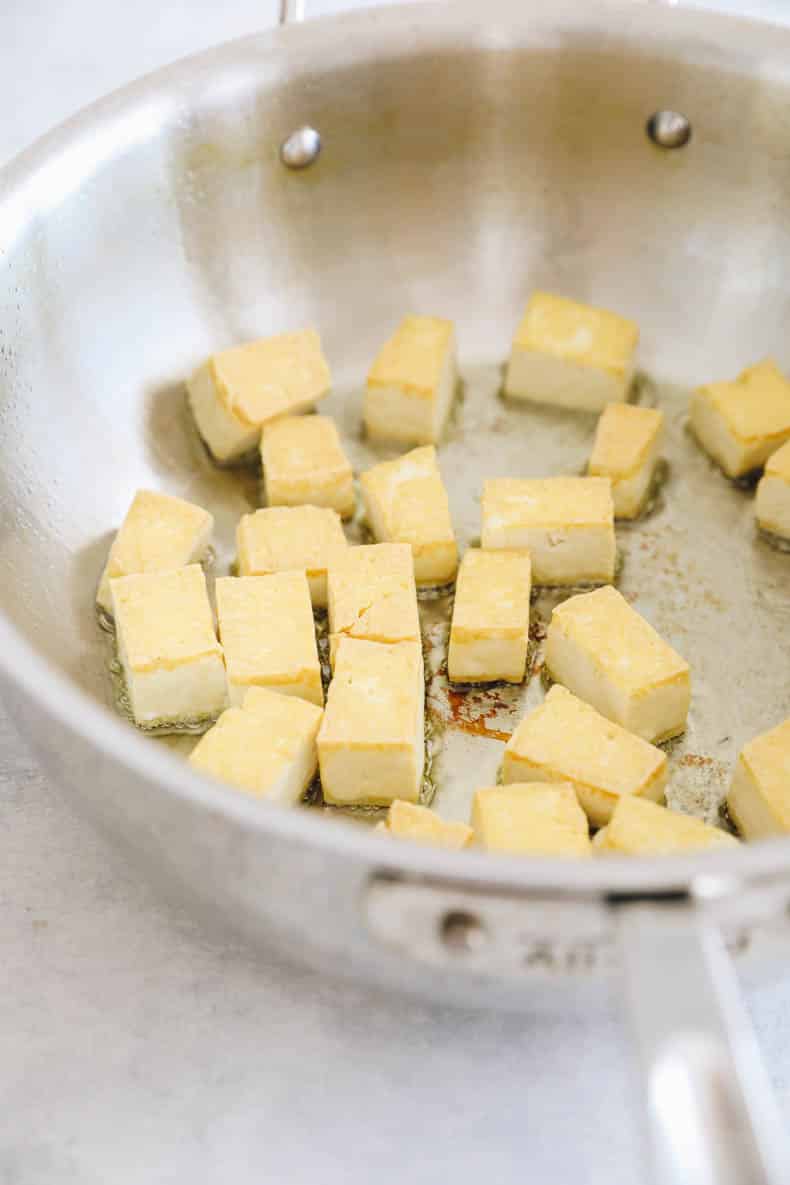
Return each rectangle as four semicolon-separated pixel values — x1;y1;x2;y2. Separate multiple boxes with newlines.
440;910;488;954
646;110;692;149
280;126;322;169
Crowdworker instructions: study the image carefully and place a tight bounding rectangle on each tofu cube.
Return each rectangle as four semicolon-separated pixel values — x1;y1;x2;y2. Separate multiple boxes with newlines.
364;315;457;445
503;685;668;828
215;572;322;707
690;359;790;478
189;686;322;804
588;403;665;519
756;439;790;541
327;542;420;662
360;446;458;587
236;506;348;608
472;783;591;857
110;565;228;730
260;414;355;519
726;716;790;839
317;638;425;806
593;796;738;856
383;800;473;849
187;329;331;464
97;489;213;616
503;292;639;411
481;476;615;586
545;585;690;743
447;548;531;684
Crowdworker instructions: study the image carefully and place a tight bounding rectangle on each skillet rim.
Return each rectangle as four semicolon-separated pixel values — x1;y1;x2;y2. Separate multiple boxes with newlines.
1;0;790;901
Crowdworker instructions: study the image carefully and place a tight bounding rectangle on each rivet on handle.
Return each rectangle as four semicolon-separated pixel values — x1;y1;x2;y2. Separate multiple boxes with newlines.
440;909;488;954
646;110;692;149
280;126;322;170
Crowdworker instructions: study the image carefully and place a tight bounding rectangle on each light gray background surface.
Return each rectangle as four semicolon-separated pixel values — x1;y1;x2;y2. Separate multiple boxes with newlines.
2;2;790;1182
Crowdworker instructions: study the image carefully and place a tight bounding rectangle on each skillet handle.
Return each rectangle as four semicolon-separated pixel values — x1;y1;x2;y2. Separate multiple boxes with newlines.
279;0;306;22
617;904;788;1185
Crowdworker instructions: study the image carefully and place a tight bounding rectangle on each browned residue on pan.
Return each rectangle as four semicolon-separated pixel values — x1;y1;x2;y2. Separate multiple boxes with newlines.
443;685;513;744
678;753;715;768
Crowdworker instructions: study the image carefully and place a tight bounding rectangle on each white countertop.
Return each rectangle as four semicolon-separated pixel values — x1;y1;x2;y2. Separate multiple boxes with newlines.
2;3;790;1182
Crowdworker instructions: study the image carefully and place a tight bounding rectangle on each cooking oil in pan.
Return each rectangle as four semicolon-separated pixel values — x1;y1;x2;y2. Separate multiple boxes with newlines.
95;364;790;833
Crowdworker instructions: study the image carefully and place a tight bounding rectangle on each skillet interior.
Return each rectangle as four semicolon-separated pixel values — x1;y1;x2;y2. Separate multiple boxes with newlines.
1;1;790;950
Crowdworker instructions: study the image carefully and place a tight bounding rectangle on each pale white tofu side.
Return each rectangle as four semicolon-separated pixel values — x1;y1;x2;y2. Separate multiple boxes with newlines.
726;717;790;839
728;762;780;839
690;361;790;478
363;354;457;445
189;686;322;804
317;638;424;806
364;317;457;446
481;477;615;586
753;476;790;542
447;548;531;684
606;437;661;519
450;636;527;686
505;524;614;587
505;350;631;411
755;475;790;540
690;389;756;477
110;565;228;730
187;361;261;465
544;586;690;743
503;291;638;411
755;440;790;539
119;652;230;731
588;404;665;519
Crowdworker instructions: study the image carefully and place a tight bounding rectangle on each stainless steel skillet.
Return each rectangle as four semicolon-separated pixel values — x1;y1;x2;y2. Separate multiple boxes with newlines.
1;0;790;1179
